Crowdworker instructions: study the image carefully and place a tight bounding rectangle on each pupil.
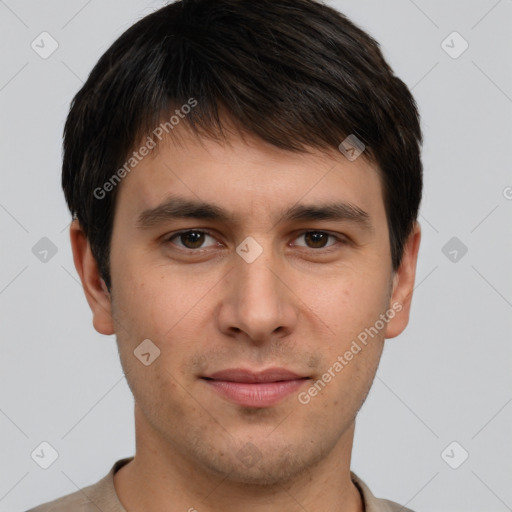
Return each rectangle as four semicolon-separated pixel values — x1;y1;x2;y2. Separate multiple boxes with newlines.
183;231;204;248
305;232;327;248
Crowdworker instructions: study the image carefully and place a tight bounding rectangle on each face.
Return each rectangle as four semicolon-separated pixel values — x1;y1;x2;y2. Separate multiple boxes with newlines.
72;125;420;486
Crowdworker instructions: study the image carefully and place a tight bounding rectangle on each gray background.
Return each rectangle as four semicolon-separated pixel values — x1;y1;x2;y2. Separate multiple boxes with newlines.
1;1;511;511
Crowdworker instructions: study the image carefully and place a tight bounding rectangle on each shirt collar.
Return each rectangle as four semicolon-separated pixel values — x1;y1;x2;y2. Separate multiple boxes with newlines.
104;458;410;512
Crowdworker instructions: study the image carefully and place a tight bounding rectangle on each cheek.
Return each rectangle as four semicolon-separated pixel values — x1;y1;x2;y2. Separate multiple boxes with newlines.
112;269;209;380
126;355;192;430
113;258;179;334
304;269;390;342
111;279;194;413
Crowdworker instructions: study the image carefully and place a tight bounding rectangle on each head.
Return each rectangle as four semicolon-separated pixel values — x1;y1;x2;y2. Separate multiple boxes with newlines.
66;0;422;486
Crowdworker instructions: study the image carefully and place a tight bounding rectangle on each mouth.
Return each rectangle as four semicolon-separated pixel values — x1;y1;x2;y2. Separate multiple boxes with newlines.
201;368;310;408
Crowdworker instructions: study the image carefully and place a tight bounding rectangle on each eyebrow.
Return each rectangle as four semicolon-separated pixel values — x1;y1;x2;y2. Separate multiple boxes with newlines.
136;195;373;232
136;196;231;229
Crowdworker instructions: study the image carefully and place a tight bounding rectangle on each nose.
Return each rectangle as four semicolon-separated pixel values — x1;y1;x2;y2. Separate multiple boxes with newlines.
216;242;299;345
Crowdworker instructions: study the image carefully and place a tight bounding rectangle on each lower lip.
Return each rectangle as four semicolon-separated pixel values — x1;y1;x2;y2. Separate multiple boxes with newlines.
204;379;307;408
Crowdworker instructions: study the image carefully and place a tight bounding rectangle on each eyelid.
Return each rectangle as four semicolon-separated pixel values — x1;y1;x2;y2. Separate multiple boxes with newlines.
165;229;220;250
165;228;348;252
290;230;348;250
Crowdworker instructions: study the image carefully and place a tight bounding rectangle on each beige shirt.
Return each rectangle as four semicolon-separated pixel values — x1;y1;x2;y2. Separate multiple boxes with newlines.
27;457;414;512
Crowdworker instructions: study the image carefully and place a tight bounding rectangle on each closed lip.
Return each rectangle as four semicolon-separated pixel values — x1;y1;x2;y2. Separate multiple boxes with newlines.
202;368;309;383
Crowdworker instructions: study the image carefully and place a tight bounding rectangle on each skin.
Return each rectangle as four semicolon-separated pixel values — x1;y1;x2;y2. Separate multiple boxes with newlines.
70;122;421;512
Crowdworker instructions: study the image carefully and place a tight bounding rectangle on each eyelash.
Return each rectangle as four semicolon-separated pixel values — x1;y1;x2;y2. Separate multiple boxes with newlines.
164;229;348;253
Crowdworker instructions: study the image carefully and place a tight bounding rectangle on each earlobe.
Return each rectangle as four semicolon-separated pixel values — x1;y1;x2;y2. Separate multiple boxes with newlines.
69;219;115;336
384;222;422;339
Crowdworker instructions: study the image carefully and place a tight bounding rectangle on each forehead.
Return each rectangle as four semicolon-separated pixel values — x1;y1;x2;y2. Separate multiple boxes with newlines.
114;127;386;229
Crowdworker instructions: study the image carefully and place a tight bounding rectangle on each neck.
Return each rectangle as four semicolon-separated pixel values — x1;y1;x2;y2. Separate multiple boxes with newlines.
114;406;364;512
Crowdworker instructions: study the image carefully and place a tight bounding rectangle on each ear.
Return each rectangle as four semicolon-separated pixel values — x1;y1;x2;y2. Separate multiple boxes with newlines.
69;219;115;335
384;221;421;339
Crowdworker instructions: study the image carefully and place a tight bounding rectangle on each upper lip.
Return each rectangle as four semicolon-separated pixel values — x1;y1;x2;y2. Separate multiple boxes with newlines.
203;368;307;383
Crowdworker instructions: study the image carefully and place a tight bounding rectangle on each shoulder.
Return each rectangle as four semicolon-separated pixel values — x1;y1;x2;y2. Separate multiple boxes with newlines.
351;471;415;512
27;488;94;511
26;457;133;512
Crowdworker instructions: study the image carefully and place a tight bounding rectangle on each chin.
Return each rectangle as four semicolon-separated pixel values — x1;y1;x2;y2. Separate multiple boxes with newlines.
198;440;329;487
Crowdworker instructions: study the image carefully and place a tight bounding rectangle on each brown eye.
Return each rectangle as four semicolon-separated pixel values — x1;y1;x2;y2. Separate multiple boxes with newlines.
180;231;205;248
294;231;339;249
304;232;329;248
168;230;216;250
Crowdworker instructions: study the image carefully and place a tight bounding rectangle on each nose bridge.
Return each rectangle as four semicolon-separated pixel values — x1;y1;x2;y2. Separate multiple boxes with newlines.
236;239;282;312
240;251;279;300
219;236;297;342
